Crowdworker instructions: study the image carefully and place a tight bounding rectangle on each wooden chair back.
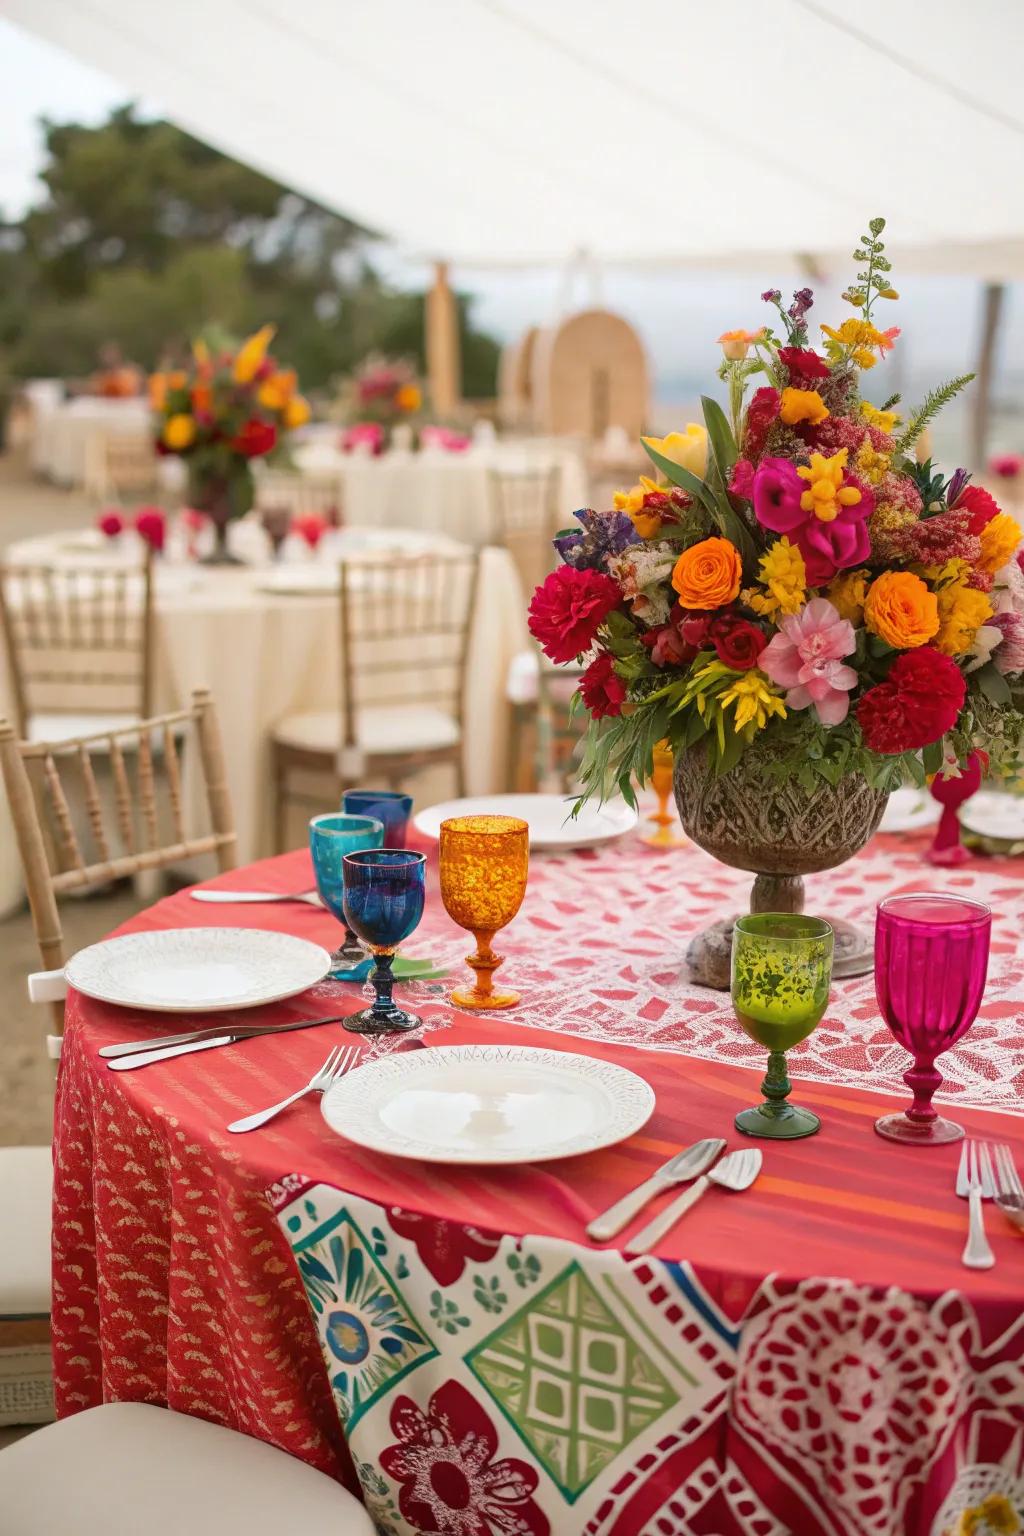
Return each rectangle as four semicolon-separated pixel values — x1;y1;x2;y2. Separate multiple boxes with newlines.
338;552;479;747
0;556;155;738
488;467;561;598
0;689;237;1026
84;431;157;501
532;309;649;440
255;470;343;525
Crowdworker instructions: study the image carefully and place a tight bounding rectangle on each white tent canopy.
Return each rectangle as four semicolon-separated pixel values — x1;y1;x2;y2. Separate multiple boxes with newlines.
5;0;1024;274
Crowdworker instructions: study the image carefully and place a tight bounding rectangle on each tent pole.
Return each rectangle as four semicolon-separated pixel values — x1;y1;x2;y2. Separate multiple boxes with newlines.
970;281;1004;469
426;260;461;417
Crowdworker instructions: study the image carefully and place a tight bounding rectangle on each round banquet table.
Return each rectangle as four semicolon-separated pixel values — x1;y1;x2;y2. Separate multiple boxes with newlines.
51;826;1024;1536
30;396;150;485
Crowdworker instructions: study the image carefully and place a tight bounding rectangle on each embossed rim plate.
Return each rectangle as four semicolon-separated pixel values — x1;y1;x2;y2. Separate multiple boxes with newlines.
413;794;639;850
65;927;332;1012
960;790;1024;842
320;1044;655;1164
877;787;941;834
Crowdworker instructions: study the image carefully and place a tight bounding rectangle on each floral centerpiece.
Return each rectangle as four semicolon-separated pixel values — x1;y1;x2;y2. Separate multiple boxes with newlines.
150;326;310;563
528;220;1024;984
343;354;422;446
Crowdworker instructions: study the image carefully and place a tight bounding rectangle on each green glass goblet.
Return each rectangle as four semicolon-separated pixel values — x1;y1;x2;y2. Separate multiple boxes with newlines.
731;913;834;1140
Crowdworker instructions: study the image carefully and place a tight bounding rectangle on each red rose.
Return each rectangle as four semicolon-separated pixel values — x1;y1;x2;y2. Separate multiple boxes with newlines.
579;651;627;719
710;614;766;671
528;566;621;664
97;510;123;538
857;647;966;754
230;417;277;458
729;458;755;499
678;611;713;648
778;347;830;380
743;387;781;459
954;483;1000;534
134;506;166;552
641;622;692;669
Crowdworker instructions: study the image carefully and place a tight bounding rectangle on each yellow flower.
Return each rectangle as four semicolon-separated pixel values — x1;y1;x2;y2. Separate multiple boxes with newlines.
860;401;900;434
796;449;864;523
282;394;311;429
855;439;890;486
977;1493;1020;1534
879;287;900;300
742;537;806;620
935;578;993;656
613;476;665;538
828;568;869;625
719;671;787;734
956;1512;982;1536
978;511;1022;574
395;383;421;412
233;324;275;384
162;413;196;451
822;318;897;369
257;368;297;411
641;424;708;480
779;387;829;427
717;328;765;361
192;336;212;373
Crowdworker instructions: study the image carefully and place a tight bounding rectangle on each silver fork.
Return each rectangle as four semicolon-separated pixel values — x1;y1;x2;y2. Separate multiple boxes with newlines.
629;1147;762;1253
227;1044;359;1133
992;1142;1024;1227
957;1139;995;1270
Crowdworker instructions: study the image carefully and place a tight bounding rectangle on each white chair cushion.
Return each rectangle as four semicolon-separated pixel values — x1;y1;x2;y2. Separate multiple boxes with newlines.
0;1148;51;1317
0;1403;376;1535
28;712;139;744
274;705;459;756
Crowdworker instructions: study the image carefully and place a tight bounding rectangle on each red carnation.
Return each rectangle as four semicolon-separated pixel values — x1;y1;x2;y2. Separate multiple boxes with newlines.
230;417;277;458
954;483;1000;534
134;506;166;552
729;458;755;498
857;648;966;754
579;651;627;719
778;347;830;380
528;565;621;663
743;387;781;460
710;614;766;671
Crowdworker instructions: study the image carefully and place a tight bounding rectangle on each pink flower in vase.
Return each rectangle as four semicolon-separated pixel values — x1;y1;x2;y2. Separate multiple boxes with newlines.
760;596;858;724
340;422;384;455
97;510;124;539
292;513;328;551
753;452;872;583
134;506;166;553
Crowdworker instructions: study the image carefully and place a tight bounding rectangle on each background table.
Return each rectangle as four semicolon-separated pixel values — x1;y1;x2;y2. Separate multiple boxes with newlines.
51;831;1024;1536
30;397;150;485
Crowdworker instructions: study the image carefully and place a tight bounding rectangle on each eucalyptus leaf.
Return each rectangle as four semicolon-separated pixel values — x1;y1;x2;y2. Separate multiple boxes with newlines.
975;661;1012;707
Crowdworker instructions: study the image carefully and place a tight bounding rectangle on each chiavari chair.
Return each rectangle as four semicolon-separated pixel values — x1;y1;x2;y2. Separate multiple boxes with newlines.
487;465;561;600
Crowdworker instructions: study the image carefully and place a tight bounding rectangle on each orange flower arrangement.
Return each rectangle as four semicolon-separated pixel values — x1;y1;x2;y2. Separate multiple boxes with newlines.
864;571;939;648
672;537;743;609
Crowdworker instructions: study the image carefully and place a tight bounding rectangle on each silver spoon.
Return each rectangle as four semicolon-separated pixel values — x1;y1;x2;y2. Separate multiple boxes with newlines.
628;1147;763;1253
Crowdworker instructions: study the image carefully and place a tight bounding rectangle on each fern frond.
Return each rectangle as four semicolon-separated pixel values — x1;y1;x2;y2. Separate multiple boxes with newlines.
895;374;975;454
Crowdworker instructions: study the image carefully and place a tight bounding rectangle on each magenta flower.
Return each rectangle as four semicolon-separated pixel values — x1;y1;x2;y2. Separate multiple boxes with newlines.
760;597;858;725
752;455;873;584
752;456;804;532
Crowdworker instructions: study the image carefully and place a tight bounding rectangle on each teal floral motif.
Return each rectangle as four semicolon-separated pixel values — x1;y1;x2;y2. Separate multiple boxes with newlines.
354;1459;402;1536
429;1289;470;1335
289;1207;437;1429
507;1251;541;1289
473;1274;508;1314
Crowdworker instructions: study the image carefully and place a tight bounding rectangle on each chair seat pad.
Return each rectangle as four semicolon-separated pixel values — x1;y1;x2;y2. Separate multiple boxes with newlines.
0;1403;375;1534
28;711;139;744
0;1148;51;1317
274;705;460;756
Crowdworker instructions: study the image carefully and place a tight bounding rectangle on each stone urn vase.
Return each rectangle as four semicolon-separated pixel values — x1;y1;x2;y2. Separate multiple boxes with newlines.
674;738;889;989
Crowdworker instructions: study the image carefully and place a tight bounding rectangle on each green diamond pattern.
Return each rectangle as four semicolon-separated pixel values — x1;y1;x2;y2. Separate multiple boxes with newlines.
466;1261;680;1502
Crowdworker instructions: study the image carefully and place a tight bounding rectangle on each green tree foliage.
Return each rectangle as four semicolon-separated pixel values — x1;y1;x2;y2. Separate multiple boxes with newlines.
0;105;499;398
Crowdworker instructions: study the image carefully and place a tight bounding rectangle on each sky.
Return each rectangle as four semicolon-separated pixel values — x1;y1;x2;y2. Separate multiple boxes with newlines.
1;14;1022;450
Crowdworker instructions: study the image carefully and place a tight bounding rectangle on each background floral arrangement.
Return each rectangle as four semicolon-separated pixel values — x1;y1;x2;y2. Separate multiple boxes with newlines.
527;220;1024;804
346;353;422;429
150;325;310;517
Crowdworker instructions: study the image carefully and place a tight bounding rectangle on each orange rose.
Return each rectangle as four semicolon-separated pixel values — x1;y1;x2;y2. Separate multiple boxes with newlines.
671;537;742;610
864;570;939;649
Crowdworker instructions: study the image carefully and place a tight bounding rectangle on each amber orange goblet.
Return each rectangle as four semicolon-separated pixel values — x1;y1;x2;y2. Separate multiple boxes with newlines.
642;740;687;849
439;814;529;1009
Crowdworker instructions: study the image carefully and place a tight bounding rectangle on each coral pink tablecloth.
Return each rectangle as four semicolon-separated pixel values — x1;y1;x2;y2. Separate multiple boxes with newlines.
52;832;1024;1536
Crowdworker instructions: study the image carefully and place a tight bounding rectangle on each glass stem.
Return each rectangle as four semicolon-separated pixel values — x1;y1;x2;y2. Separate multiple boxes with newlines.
904;1055;941;1124
760;1051;792;1118
370;952;397;1017
469;931;502;1001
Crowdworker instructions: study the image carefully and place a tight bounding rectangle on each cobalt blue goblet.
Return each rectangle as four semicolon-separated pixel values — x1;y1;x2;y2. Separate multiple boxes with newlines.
341;850;427;1034
309;814;384;976
342;789;413;849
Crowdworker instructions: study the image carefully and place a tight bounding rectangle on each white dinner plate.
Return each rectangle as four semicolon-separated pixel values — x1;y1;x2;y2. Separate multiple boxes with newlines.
960;790;1024;843
877;787;941;834
413;793;639;850
65;927;332;1012
321;1044;655;1164
255;565;341;595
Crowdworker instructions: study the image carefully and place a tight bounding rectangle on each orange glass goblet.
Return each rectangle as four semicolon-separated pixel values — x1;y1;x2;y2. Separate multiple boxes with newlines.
439;814;529;1009
642;740;687;849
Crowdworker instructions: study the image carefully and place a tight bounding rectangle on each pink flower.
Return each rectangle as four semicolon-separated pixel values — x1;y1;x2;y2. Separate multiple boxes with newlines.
752;457;804;532
729;458;755;498
97;510;123;539
990;453;1024;480
340;422;384;454
991;611;1024;674
134;506;166;552
528;565;621;663
760;597;858;725
753;456;873;584
292;513;327;549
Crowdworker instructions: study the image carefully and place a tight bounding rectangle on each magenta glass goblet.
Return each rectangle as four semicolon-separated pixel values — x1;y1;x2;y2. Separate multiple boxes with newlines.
874;892;991;1146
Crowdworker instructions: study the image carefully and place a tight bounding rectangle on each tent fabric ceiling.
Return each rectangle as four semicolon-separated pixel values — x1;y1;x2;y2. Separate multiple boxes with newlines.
5;0;1024;272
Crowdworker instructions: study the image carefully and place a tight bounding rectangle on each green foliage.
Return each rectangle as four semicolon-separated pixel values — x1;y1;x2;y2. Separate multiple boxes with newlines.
842;216;895;324
894;374;975;456
0;104;499;396
908;457;957;513
642;398;759;577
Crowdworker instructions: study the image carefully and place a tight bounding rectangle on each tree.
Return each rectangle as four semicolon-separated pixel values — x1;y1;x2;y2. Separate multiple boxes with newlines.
0;105;499;398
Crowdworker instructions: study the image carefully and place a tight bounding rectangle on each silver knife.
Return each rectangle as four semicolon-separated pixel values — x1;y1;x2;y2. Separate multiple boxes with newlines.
108;1035;237;1070
586;1138;727;1242
101;1014;348;1062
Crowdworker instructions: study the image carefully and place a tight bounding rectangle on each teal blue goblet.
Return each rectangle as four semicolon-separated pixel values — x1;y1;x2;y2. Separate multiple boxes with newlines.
309;814;384;978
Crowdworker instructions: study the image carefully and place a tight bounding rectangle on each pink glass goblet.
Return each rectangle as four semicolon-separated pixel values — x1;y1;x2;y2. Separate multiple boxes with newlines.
874;892;991;1146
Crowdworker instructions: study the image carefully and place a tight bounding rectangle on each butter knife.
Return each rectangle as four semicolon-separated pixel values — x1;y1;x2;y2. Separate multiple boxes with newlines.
102;1013;348;1063
586;1138;726;1242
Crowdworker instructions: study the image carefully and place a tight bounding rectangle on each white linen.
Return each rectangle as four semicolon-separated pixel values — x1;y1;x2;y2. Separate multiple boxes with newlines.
31;398;150;486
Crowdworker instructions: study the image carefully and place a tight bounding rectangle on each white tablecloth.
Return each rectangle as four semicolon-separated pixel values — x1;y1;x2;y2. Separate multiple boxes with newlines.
0;528;528;916
31;399;150;485
289;438;588;544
